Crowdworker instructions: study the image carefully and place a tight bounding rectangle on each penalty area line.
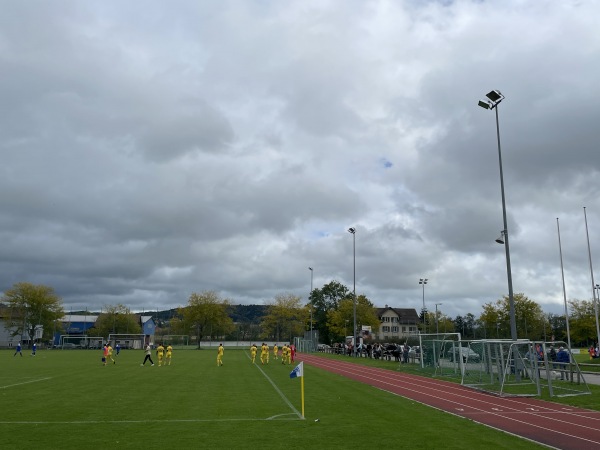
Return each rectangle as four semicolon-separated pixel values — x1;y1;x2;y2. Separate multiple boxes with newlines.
0;377;53;389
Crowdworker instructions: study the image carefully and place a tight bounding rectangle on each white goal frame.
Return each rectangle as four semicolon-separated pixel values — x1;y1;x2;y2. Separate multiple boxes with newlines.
161;335;190;346
107;334;146;350
59;335;104;349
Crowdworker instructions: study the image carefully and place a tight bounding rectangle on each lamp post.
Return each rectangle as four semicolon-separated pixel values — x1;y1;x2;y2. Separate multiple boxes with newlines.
583;207;600;349
348;227;357;357
308;267;314;348
478;90;518;344
419;278;428;332
556;218;572;352
595;284;600;344
435;303;442;335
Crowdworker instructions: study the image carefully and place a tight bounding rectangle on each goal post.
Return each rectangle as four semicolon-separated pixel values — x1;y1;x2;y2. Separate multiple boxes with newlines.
59;335;104;349
417;333;462;377
161;335;190;348
107;334;146;350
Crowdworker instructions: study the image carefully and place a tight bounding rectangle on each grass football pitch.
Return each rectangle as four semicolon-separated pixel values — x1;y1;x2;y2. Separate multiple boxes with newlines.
1;348;548;449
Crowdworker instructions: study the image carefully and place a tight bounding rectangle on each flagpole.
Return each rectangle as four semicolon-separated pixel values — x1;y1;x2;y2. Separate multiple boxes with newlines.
301;375;305;418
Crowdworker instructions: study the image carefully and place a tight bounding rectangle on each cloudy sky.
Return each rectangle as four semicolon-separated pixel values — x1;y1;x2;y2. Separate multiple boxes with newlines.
1;1;600;318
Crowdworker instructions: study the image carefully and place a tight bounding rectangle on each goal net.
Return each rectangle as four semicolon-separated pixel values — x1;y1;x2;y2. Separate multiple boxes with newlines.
462;340;590;398
107;334;146;350
417;332;462;378
60;335;104;349
161;335;190;348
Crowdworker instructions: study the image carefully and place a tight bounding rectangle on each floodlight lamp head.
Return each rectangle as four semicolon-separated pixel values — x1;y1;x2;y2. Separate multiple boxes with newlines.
348;227;356;234
495;235;505;244
486;90;503;102
478;100;491;110
308;267;312;271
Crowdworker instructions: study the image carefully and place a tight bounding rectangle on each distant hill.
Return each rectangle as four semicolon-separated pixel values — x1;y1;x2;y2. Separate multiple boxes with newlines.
228;304;268;323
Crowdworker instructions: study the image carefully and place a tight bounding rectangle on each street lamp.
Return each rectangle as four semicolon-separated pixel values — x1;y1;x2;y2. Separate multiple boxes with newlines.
584;207;600;349
419;278;428;332
348;227;357;357
435;303;442;335
478;89;518;344
595;283;600;346
308;267;314;348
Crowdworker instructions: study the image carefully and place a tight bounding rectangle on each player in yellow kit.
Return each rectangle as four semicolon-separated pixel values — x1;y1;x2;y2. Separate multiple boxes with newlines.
165;344;173;365
280;344;288;365
260;343;269;365
107;342;115;364
217;343;224;366
273;343;279;360
250;344;257;364
156;343;165;366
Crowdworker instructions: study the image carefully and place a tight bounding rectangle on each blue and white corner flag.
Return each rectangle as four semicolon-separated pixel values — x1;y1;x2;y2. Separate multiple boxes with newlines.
290;361;304;379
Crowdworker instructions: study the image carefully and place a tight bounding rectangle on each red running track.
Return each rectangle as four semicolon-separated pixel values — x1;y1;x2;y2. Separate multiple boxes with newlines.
299;354;600;450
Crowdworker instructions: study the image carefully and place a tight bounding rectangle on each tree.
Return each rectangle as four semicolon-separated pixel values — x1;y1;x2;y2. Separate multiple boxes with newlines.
178;291;234;347
260;293;306;342
326;294;379;341
309;281;350;344
479;293;545;340
94;304;141;338
568;299;597;346
479;302;502;338
547;312;567;342
2;282;64;345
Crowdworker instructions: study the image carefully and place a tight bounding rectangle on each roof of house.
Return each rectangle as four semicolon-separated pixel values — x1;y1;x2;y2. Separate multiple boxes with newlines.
376;307;420;322
60;315;99;323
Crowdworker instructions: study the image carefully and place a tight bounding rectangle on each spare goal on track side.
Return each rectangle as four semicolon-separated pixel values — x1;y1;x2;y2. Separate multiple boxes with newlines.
417;333;463;378
462;340;590;397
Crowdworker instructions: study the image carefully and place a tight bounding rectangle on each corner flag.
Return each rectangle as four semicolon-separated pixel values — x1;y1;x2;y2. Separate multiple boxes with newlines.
289;361;304;379
289;361;305;418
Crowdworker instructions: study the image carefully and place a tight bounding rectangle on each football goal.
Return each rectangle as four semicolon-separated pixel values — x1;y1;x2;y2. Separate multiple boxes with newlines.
161;335;190;347
60;335;104;349
462;340;590;398
417;332;462;378
107;334;146;350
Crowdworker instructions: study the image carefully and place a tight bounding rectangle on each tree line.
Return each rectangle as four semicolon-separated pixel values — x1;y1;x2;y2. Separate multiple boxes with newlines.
2;281;599;347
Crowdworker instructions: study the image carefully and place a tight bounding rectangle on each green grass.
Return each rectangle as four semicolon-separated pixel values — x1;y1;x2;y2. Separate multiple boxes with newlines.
0;349;558;449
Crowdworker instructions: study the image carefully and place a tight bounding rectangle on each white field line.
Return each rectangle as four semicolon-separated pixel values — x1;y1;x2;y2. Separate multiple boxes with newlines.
0;355;303;425
0;418;299;424
245;351;303;420
0;377;53;389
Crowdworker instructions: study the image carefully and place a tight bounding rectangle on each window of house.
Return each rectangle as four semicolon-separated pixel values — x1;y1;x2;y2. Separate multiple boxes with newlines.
392;326;398;332
383;326;390;332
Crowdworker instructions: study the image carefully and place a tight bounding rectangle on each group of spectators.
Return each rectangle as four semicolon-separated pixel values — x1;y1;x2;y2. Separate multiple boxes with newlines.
331;342;415;363
528;344;571;381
